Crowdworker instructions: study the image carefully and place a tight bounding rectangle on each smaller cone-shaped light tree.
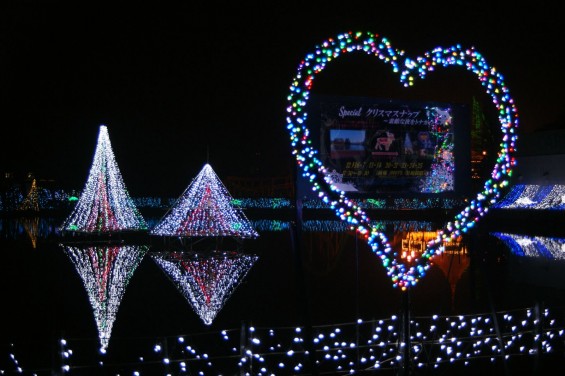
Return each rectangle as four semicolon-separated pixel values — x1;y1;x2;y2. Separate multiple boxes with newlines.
19;178;40;212
152;251;258;325
60;125;147;233
150;163;258;238
62;244;148;352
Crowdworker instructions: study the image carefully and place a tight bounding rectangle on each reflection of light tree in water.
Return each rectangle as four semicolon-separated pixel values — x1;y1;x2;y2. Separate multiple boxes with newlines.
62;244;148;352
151;251;258;325
19;216;40;248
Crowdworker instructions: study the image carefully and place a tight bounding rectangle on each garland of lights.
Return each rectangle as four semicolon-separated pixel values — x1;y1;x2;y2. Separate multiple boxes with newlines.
150;163;259;238
60;125;147;233
286;31;518;290
62;244;148;352
151;251;258;326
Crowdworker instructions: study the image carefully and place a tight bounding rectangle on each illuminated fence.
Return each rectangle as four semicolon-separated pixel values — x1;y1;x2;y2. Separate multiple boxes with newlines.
1;193;471;213
250;219;438;233
3;184;565;214
3;306;564;374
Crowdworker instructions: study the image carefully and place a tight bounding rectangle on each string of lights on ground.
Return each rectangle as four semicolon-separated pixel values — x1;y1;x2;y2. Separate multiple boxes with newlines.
3;306;563;374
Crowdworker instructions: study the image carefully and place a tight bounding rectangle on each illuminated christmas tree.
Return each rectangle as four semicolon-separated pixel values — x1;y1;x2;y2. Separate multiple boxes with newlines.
420;143;455;193
419;107;455;193
19;178;40;212
152;251;258;325
150;163;258;238
62;244;148;352
60;125;147;233
420;159;454;193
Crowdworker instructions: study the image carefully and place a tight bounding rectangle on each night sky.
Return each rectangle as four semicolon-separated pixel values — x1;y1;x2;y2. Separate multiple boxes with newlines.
1;1;563;197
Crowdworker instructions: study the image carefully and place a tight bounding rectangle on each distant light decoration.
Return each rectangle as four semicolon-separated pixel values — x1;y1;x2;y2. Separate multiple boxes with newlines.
285;31;518;290
301;197;464;210
232;197;293;209
150;164;259;238
18;178;40;212
151;251;258;325
250;219;437;233
491;232;565;260
59;125;147;233
493;184;565;210
251;219;292;232
62;244;148;351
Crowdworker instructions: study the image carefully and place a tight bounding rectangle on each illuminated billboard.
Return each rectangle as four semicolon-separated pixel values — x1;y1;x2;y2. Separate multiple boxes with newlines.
301;95;471;198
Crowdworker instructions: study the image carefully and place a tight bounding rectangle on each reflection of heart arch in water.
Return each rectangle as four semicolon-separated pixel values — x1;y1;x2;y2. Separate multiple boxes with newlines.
286;31;518;290
303;231;348;276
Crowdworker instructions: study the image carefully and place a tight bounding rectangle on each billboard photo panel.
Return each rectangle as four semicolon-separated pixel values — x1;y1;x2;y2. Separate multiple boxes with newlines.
303;95;471;199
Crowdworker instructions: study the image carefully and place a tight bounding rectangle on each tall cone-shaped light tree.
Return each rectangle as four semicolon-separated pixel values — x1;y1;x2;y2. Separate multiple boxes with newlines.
60;125;147;233
150;163;258;238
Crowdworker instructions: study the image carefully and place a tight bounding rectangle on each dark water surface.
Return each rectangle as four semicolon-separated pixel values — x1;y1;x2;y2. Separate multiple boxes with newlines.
1;212;565;375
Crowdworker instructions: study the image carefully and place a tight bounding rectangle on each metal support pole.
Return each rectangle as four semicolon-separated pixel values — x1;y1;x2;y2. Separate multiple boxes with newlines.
240;320;247;376
291;163;318;375
398;290;411;376
533;301;542;375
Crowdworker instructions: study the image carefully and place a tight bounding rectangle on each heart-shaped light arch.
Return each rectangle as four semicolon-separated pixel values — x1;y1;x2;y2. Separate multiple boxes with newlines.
286;31;518;290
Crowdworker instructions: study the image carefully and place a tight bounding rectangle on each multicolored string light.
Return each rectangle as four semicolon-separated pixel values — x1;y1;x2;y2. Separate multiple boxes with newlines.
60;125;147;233
285;31;518;290
62;244;148;352
150;163;259;238
151;251;258;325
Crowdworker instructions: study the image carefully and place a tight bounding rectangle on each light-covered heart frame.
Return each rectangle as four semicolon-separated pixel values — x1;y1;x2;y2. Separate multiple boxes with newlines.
285;31;518;290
